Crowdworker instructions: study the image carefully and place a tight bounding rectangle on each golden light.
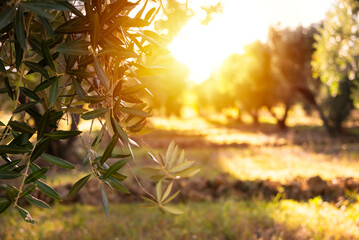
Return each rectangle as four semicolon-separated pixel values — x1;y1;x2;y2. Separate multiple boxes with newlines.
169;0;334;84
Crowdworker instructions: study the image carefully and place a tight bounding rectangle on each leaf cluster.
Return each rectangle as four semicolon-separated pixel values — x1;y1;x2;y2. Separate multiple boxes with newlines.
0;0;197;222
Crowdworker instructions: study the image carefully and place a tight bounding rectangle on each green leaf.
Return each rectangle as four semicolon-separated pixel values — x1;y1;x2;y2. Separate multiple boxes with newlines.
0;169;22;179
28;37;42;57
72;77;86;99
174;166;200;178
55;1;83;17
111;117;129;143
98;47;138;58
21;3;55;20
0;159;22;170
49;110;63;124
37;110;50;140
91;12;100;49
100;185;109;216
45;130;82;140
10;132;32;147
121;83;148;95
0;145;31;154
170;161;194;173
144;7;156;22
81;108;109;120
15;6;26;50
111;153;131;159
119;107;151;118
55;18;89;34
4;77;14;100
82;149;89;166
38;16;54;38
17;206;35;224
30;137;51;162
0;6;15;31
83;95;108;104
141;196;157;205
178;150;185;164
94;56;110;89
107;177;129;194
168;145;178;169
161;181;173;202
15;42;23;70
99;134;118;165
25;195;50;209
162;190;181;204
57;40;91;55
142;166;162;176
35;180;61;201
34;77;57;92
20;87;42;102
66;70;92;78
49;77;58;107
13;102;37;114
103;158;129;179
166;141;175;165
41;40;55;71
0;198;11;213
0;121;5;126
22;2;70;11
20;184;36;197
41;153;75;169
0;59;6;74
135;0;148;19
156;180;162;200
25;167;48;184
24;61;49;80
67;174;91;198
105;171;126;182
30;163;45;180
8;121;35;134
161;206;183;215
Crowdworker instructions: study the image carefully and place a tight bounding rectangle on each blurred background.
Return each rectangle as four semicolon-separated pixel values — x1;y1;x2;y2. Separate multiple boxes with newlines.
4;0;359;239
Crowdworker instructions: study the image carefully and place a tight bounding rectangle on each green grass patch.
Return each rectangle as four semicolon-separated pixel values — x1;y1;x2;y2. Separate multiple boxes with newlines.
1;199;359;239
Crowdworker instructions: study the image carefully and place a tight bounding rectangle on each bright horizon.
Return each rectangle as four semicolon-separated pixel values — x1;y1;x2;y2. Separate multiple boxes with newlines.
169;0;335;84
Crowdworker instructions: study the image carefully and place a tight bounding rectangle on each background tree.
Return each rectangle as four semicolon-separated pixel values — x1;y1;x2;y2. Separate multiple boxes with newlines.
138;0;193;117
208;41;278;126
312;0;359;135
268;25;324;130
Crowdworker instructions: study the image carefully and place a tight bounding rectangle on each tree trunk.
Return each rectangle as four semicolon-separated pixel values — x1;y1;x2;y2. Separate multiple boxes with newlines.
250;110;259;126
267;105;289;130
295;86;335;137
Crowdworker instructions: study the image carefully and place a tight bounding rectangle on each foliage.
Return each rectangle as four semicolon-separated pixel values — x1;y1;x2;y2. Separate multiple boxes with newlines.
206;41;278;125
0;0;197;223
140;0;192;117
312;0;358;134
155;0;193;39
268;25;320;129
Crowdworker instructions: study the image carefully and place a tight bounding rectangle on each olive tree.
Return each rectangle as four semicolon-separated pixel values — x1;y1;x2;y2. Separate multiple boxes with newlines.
0;0;198;223
312;0;359;135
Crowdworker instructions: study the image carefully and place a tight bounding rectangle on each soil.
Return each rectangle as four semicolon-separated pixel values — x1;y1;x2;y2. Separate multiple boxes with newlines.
32;174;359;207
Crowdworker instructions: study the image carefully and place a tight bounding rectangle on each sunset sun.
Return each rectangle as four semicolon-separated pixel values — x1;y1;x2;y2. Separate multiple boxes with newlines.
169;0;334;84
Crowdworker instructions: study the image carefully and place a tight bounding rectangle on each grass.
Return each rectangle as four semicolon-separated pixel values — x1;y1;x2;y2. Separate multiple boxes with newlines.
1;199;359;240
3;114;359;239
218;146;359;182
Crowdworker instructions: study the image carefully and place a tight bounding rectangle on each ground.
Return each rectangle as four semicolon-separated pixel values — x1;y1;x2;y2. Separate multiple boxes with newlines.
2;111;359;240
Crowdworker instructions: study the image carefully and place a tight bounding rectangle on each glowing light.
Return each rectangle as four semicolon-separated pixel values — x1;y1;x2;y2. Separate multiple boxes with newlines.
169;0;334;84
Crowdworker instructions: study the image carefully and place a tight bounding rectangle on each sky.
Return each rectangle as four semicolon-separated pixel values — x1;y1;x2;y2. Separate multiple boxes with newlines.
169;0;336;83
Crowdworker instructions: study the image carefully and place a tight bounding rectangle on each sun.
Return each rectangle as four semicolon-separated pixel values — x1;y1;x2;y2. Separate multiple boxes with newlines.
168;0;334;84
